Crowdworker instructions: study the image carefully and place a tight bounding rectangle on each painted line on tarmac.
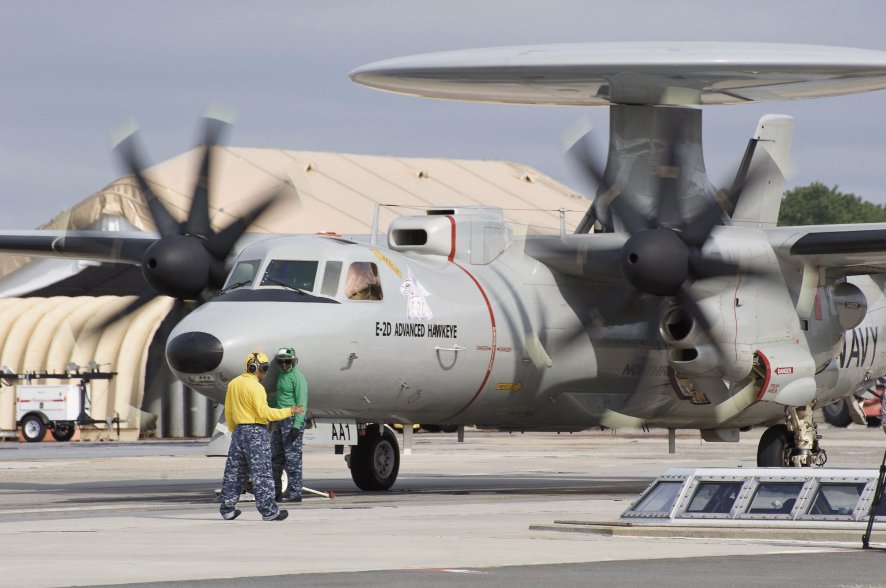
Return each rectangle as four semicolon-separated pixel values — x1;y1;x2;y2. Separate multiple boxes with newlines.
413;568;488;574
0;503;192;515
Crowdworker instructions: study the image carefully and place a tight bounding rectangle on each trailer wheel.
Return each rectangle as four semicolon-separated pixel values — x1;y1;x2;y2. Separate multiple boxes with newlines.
51;421;76;442
21;414;46;443
349;426;400;491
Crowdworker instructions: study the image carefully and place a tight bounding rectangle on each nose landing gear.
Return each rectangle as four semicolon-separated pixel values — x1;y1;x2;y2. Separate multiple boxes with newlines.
347;424;401;491
757;406;826;467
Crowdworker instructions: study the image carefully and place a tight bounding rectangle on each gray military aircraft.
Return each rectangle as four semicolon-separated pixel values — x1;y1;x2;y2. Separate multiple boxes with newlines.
4;42;886;491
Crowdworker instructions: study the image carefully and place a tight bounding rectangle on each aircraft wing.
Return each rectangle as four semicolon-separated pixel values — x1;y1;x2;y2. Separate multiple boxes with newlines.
525;225;886;283
768;224;886;277
0;230;159;264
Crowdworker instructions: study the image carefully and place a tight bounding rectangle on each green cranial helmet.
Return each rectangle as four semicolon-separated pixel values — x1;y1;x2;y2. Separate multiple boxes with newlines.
275;347;297;365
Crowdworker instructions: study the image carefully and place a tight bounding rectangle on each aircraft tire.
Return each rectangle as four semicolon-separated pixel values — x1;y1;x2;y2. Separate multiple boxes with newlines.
756;424;793;467
822;400;852;428
50;421;76;442
21;414;46;443
350;425;400;491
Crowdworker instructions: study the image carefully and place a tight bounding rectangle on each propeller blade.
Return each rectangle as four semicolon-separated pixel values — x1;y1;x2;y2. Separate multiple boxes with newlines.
185;117;230;238
591;281;640;326
654;122;685;230
607;190;649;236
208;257;230;292
604;297;667;427
114;132;181;238
523;234;625;282
688;251;769;281
680;194;728;249
566;132;607;190
681;138;760;248
675;285;726;362
655;161;683;230
567;132;648;235
567;134;616;232
713;379;759;425
640;298;664;349
687;252;744;280
92;289;159;332
205;182;290;260
600;409;646;429
560;283;642;348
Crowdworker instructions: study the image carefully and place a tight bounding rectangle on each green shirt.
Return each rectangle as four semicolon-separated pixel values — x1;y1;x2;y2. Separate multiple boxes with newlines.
273;367;308;428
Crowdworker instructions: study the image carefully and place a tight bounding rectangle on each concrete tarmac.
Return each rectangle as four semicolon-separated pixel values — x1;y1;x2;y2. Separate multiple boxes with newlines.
1;425;885;588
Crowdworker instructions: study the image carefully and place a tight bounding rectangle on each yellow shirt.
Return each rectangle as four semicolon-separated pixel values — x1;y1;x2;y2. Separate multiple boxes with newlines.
224;372;292;430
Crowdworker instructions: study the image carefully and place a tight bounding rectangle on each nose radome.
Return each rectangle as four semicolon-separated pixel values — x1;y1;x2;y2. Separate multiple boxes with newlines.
167;332;224;374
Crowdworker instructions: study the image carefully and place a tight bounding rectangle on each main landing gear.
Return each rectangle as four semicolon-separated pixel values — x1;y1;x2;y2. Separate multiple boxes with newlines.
757;406;826;467
347;424;400;491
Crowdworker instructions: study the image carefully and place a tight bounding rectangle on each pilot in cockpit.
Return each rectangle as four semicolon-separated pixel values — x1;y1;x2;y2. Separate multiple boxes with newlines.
344;261;383;300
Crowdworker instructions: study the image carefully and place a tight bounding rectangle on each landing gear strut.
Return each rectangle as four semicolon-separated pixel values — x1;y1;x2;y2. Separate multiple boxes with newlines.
757;406;826;467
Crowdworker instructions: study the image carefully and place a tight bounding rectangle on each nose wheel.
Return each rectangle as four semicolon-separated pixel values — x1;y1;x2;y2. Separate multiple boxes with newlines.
757;407;826;467
757;424;794;467
348;425;400;491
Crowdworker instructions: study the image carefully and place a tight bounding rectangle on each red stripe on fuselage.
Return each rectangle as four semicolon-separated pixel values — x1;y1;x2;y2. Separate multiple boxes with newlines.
448;216;457;262
444;215;496;419
755;350;772;401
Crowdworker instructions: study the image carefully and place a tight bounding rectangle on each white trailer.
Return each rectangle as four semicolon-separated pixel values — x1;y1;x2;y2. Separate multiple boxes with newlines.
15;384;82;442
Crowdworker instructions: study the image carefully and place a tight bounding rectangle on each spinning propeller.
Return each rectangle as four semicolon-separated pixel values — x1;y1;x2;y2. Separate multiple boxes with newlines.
97;116;287;327
565;121;761;379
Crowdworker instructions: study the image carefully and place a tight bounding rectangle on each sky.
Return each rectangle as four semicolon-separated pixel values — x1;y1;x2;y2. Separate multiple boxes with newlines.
2;1;886;229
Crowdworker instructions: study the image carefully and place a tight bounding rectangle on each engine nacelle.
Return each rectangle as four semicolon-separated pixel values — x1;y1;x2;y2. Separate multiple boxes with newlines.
754;343;817;406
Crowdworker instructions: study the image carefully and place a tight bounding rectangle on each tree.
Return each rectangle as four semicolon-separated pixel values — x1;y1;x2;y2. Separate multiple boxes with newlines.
778;182;886;226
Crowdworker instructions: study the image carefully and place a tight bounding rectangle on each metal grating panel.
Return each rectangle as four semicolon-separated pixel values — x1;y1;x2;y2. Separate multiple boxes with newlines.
622;468;886;525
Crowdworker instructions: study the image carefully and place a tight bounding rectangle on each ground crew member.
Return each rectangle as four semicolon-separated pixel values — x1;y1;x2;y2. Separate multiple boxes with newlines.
219;352;303;521
270;347;308;502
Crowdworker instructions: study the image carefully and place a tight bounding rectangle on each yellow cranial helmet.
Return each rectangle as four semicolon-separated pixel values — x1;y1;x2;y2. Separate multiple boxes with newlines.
245;352;270;374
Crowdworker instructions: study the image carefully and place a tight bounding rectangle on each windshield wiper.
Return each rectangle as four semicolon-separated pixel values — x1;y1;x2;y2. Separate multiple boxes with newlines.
265;278;308;295
216;280;250;296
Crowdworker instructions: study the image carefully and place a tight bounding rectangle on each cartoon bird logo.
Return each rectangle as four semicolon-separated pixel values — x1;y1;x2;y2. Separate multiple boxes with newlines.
400;266;433;321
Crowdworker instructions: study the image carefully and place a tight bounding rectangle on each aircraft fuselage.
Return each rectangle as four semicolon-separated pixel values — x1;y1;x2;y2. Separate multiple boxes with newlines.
166;209;886;434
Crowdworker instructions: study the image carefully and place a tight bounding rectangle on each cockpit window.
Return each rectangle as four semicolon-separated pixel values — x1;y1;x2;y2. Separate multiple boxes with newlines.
226;260;261;288
260;260;319;291
344;262;382;300
320;261;342;297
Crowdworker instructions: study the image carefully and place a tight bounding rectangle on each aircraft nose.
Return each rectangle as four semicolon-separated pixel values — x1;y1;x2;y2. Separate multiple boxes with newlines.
166;331;224;374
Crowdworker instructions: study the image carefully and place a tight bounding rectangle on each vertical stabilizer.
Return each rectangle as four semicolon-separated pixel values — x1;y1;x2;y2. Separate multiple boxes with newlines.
731;114;795;228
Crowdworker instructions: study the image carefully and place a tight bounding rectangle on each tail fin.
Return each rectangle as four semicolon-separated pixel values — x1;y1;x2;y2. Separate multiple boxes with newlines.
731;114;795;228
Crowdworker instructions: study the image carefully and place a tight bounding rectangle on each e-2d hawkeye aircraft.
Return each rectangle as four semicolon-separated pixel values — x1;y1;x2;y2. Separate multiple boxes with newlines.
5;42;886;492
